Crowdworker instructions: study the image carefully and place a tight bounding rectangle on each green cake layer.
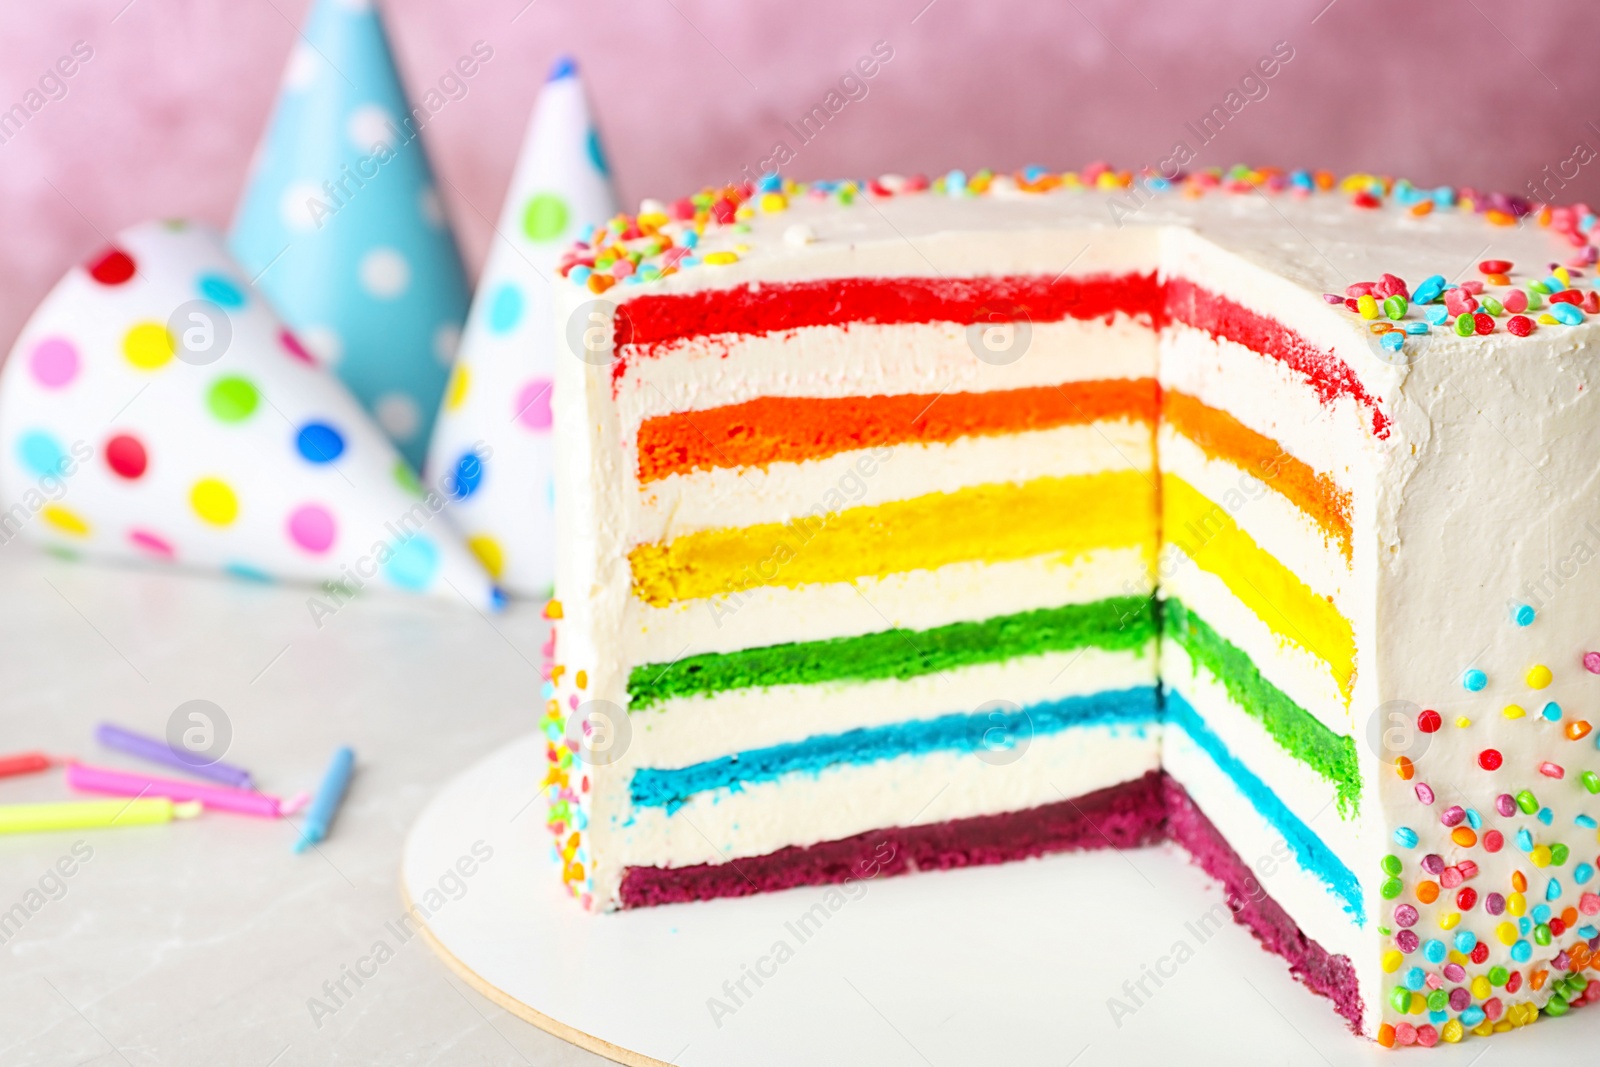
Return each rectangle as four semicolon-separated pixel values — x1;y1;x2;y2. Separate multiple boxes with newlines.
628;596;1157;711
1163;597;1362;816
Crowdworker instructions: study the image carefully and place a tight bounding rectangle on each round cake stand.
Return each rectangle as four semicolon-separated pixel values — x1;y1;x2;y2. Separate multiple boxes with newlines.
403;736;1577;1066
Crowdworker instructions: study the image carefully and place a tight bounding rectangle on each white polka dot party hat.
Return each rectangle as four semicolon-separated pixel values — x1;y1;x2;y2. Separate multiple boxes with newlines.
423;55;619;597
228;0;471;470
0;221;500;610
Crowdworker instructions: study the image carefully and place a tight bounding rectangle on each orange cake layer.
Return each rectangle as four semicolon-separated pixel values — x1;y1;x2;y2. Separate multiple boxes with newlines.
1163;389;1353;561
635;378;1159;482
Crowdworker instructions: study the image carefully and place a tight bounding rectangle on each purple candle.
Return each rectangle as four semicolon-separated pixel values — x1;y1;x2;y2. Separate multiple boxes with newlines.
94;723;255;789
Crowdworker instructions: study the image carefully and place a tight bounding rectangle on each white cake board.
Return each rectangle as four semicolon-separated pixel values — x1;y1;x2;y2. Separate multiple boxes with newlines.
403;735;1590;1065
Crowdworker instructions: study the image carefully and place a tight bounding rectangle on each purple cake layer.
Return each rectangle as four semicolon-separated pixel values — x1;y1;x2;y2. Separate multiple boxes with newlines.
1162;775;1365;1031
618;769;1168;908
617;771;1364;1033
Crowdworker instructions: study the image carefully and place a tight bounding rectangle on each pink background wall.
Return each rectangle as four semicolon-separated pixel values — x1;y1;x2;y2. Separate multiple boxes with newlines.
0;0;1595;352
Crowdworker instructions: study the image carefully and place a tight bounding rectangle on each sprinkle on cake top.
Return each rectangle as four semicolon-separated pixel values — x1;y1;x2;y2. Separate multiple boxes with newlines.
555;164;1600;358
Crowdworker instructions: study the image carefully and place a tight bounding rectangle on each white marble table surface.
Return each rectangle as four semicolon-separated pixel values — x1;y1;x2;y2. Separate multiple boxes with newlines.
0;544;602;1066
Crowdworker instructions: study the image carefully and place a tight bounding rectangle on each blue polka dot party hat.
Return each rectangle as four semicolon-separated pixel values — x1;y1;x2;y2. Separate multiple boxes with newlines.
229;0;470;470
0;221;499;610
423;55;619;597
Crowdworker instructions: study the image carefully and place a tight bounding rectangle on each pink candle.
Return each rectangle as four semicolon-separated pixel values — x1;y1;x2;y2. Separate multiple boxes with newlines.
66;762;282;818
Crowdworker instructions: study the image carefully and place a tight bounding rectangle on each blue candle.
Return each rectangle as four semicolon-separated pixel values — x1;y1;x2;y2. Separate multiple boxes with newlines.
293;746;355;854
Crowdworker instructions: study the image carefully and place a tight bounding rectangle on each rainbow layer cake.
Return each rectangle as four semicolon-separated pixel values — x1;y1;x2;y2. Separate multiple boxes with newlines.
541;166;1600;1048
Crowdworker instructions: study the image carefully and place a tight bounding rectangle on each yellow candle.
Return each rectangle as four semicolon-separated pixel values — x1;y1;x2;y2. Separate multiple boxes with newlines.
0;798;201;834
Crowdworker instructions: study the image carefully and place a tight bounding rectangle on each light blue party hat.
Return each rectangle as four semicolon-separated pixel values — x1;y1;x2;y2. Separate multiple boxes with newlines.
424;56;618;596
230;0;470;469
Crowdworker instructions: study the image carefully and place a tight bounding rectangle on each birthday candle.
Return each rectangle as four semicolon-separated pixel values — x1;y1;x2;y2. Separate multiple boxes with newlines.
0;798;201;834
293;746;354;853
66;762;282;818
0;752;52;779
94;723;255;789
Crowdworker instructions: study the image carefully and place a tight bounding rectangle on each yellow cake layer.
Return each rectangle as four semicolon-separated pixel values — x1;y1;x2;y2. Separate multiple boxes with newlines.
629;470;1157;607
1162;473;1355;700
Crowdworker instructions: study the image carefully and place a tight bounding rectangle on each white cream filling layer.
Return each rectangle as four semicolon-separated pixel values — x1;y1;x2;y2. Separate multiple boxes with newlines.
613;721;1161;871
1158;564;1347;734
1161;724;1382;1036
625;546;1154;665
1159;429;1350;610
1160;323;1366;494
616;314;1157;429
631;646;1157;770
636;420;1154;543
1159;224;1394;393
1162;643;1365;850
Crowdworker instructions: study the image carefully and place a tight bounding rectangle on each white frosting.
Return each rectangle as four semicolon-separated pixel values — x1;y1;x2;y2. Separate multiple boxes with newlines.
1372;320;1600;1024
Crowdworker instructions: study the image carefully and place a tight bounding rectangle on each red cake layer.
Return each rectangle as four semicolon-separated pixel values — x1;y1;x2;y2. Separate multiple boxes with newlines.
617;271;1166;350
1165;277;1390;438
616;773;1364;1032
609;273;1387;435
